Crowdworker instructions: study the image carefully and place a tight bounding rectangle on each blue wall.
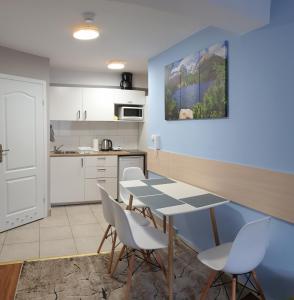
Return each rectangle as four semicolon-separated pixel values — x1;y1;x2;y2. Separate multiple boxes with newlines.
147;1;294;299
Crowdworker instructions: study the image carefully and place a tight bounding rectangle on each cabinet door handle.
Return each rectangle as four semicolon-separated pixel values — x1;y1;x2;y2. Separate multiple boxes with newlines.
97;179;106;182
97;168;106;171
77;110;81;120
84;110;87;120
81;158;84;167
97;157;106;160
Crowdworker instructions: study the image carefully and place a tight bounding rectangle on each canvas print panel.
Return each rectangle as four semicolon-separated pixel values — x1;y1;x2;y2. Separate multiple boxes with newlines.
165;41;228;120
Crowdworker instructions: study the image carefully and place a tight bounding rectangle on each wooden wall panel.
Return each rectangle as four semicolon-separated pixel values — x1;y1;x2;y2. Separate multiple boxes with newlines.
147;149;294;223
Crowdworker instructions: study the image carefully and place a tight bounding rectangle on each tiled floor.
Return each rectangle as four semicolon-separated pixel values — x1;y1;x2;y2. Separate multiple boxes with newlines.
0;204;112;263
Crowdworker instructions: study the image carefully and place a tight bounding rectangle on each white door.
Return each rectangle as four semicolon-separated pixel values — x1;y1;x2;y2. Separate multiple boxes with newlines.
83;88;114;121
0;75;46;232
50;86;83;121
50;157;84;204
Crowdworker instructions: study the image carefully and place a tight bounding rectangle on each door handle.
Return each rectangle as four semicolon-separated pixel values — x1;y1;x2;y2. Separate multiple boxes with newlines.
81;158;84;167
0;144;10;163
84;110;87;120
77;110;81;120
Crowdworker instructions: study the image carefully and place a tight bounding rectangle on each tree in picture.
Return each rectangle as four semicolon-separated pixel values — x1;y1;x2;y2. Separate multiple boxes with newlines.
165;41;228;120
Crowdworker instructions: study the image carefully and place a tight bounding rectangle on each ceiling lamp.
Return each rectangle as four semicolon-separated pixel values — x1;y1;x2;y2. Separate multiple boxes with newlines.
107;61;125;70
73;12;99;40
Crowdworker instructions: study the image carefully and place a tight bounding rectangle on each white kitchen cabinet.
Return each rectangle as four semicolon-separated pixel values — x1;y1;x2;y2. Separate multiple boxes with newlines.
84;166;117;179
84;156;118;167
50;86;145;121
84;155;118;201
50;157;84;204
112;89;146;105
85;177;117;201
50;87;83;121
83;88;114;121
97;178;118;200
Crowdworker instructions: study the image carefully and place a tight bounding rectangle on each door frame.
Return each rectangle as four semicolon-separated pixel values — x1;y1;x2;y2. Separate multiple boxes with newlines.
0;73;48;220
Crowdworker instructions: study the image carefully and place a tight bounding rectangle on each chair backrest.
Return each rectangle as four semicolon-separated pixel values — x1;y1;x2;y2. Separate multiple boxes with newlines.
120;167;145;202
224;217;271;274
97;183;115;227
122;167;145;181
110;199;138;249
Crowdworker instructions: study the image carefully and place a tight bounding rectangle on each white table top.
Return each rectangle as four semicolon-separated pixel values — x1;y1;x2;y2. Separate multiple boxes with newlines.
120;178;229;216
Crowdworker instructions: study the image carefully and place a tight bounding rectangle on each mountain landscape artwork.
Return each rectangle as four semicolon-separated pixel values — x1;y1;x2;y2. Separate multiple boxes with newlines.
165;41;228;120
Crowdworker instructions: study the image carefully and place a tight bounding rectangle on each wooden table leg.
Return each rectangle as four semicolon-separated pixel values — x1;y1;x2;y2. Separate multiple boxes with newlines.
209;208;220;246
127;194;133;210
167;216;174;300
163;216;167;233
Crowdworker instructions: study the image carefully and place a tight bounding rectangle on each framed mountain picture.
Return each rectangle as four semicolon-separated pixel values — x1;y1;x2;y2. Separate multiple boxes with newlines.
165;41;228;120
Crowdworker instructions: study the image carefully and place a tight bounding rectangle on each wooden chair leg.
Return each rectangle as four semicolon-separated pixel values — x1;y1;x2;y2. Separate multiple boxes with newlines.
141;250;152;271
111;245;126;277
125;250;135;300
200;271;218;300
231;275;237;300
155;250;167;280
147;207;158;228
251;271;266;300
107;231;117;273
163;216;167;233
97;224;111;253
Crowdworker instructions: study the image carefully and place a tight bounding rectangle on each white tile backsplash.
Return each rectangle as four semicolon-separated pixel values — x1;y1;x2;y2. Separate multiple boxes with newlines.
51;121;139;150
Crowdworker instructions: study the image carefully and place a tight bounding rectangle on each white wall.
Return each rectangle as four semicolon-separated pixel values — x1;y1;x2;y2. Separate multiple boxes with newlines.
51;121;140;150
50;67;148;89
0;46;50;82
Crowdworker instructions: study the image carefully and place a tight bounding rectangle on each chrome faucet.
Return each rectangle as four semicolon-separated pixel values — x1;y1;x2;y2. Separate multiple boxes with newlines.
54;145;64;152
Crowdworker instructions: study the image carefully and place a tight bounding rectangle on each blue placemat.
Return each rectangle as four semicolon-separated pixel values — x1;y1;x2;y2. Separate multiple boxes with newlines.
139;194;183;210
180;194;228;208
127;186;163;197
141;178;175;186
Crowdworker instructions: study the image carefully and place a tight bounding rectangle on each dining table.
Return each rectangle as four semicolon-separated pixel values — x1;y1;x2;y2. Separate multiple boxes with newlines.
120;177;230;300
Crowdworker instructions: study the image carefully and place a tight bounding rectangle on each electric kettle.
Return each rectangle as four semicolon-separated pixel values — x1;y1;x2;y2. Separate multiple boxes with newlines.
101;139;113;151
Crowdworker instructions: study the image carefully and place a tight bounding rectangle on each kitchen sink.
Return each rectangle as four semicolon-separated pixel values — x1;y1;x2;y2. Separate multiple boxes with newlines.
53;150;79;154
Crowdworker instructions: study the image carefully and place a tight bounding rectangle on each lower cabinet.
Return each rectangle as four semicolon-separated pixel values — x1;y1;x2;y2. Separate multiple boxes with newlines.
50;155;118;205
84;156;118;201
50;157;84;204
85;178;117;201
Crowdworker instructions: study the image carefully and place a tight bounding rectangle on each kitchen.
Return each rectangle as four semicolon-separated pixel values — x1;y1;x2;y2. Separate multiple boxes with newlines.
1;1;294;300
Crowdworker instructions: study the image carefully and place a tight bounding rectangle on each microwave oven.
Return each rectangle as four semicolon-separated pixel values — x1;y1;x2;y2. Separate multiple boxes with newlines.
118;106;144;120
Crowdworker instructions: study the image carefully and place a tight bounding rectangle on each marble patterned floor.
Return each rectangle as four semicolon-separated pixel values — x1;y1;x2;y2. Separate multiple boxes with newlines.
15;238;233;300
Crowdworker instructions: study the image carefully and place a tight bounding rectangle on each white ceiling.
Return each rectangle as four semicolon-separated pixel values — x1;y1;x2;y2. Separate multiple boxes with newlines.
0;0;271;74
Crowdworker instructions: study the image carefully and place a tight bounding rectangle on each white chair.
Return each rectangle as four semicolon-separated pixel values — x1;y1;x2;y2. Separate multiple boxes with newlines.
198;217;271;300
110;197;168;299
96;184;150;273
120;167;158;228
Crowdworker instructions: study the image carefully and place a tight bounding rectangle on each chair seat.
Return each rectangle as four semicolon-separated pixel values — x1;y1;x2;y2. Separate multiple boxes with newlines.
197;242;233;271
125;210;150;226
132;225;168;250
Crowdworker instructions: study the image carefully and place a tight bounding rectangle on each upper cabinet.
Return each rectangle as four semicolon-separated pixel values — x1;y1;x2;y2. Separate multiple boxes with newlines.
50;87;83;121
49;86;146;121
112;89;146;105
83;88;114;121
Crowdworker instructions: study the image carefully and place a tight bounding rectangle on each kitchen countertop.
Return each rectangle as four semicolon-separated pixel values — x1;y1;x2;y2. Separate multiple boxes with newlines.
49;149;146;157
